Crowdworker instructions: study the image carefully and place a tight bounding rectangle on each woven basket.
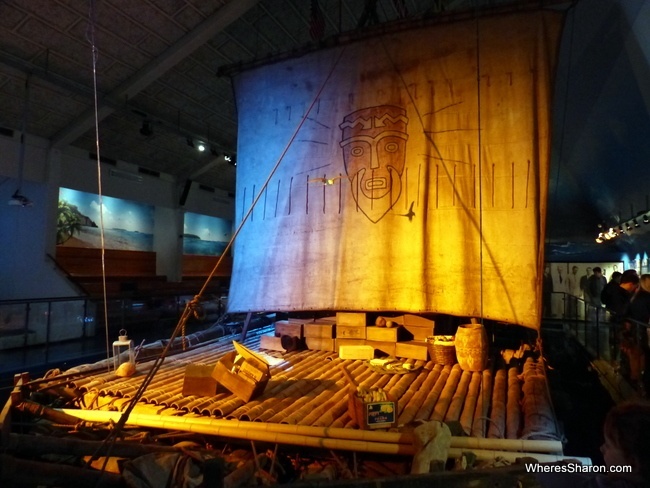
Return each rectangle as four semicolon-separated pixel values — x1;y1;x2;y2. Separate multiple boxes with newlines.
427;336;457;366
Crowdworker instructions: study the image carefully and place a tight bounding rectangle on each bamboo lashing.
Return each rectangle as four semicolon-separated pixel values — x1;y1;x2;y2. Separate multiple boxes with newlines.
59;410;583;463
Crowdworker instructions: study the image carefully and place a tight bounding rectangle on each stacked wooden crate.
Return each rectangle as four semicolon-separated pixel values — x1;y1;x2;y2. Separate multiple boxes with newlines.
323;312;436;360
263;313;436;360
304;317;337;352
259;318;307;352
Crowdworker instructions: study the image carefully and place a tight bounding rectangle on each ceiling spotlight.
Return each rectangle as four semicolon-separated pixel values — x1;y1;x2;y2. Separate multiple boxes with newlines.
596;236;604;244
634;219;640;228
197;142;206;152
619;225;625;234
139;120;153;137
644;214;650;224
626;222;633;231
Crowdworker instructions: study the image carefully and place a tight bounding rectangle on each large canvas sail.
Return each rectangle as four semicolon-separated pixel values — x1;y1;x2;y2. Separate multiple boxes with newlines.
228;8;564;330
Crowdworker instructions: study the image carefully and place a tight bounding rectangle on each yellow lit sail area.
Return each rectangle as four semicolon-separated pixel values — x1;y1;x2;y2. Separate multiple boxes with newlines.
228;9;564;331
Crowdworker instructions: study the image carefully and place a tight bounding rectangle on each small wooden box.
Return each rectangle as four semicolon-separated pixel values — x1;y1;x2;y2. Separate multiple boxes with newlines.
365;340;396;357
402;314;435;328
274;320;304;338
304;322;336;338
395;340;429;361
212;341;271;402
305;337;336;352
336;312;367;327
336;325;367;339
366;325;403;342
260;334;285;352
339;344;375;360
182;364;218;397
348;386;397;430
401;315;435;341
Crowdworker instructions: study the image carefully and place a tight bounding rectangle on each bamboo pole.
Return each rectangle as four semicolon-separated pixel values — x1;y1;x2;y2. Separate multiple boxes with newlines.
59;410;583;463
416;364;449;420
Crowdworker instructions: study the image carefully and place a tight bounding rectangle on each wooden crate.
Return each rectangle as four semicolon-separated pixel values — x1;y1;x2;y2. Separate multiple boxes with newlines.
366;325;404;342
212;342;270;402
304;322;336;338
348;386;397;430
401;314;435;341
305;337;336;352
365;340;396;357
182;364;218;397
336;312;367;327
336;325;367;339
339;344;375;360
259;334;285;352
395;340;429;361
274;320;304;338
335;338;366;352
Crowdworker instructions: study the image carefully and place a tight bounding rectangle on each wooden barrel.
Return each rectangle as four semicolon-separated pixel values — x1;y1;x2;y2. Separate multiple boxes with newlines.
455;324;488;371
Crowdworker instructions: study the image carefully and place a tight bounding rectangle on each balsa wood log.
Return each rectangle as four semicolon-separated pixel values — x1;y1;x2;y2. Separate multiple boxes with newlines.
506;366;522;439
488;368;507;438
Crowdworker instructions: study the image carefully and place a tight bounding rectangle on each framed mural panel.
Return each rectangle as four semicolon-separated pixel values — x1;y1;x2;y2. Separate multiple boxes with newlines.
183;212;232;256
544;261;624;319
57;187;154;252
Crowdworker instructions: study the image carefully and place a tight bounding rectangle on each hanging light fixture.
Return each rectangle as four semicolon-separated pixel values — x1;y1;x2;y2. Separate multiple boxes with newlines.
139;120;153;136
8;74;33;208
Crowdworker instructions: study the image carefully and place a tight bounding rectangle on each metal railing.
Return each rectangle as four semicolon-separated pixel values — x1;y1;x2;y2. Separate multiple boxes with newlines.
546;291;650;365
0;294;225;352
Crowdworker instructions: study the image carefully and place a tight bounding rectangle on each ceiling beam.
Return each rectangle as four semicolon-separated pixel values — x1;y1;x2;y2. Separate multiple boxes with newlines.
51;0;261;149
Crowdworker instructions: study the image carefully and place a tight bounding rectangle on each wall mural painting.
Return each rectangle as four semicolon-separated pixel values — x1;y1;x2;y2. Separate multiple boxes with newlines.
183;212;232;256
57;187;154;252
543;262;624;319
